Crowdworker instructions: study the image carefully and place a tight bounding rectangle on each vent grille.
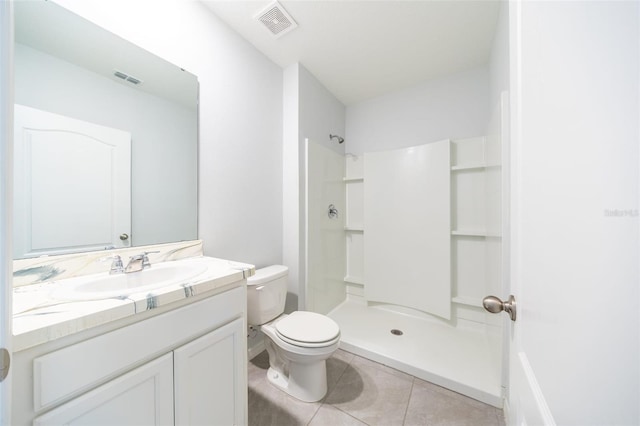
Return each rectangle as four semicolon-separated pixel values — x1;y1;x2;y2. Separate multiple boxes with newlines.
256;2;298;38
113;70;143;86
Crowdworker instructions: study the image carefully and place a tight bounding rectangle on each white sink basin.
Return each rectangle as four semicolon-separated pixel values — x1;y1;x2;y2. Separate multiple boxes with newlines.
52;260;209;300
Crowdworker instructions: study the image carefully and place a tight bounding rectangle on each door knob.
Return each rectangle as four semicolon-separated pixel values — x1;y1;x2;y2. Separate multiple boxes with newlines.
483;295;516;321
0;348;9;382
120;233;129;241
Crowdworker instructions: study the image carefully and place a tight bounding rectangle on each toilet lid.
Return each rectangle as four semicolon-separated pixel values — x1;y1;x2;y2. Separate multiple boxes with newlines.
275;311;340;344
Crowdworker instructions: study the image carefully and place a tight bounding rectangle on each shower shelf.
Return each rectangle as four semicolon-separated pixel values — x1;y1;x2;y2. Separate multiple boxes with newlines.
451;163;485;171
450;164;501;171
343;276;364;285
451;230;501;238
343;177;364;183
345;227;364;232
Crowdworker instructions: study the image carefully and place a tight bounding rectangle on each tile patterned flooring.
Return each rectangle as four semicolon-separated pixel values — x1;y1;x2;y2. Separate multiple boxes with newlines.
248;349;506;426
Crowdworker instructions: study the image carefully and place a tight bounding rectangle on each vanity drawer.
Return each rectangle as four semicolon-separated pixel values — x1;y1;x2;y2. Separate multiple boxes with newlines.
33;285;245;412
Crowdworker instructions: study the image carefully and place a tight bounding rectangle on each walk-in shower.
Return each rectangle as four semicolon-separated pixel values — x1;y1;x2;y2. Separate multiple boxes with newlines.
304;94;508;408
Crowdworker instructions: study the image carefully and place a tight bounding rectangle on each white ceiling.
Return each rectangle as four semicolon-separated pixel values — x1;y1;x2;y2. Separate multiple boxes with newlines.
201;0;502;106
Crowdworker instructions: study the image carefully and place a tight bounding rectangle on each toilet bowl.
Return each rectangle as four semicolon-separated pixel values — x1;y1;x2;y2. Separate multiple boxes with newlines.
247;266;340;402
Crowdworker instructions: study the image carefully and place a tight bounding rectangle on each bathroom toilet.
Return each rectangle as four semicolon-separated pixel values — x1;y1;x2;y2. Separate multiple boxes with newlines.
247;265;340;402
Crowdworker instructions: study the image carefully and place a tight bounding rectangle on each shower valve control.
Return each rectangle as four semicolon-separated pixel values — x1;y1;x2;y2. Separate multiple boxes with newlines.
482;295;517;322
327;204;339;219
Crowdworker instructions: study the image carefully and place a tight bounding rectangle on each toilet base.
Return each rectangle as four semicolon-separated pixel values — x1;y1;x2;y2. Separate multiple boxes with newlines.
264;338;330;402
259;313;340;402
266;362;328;402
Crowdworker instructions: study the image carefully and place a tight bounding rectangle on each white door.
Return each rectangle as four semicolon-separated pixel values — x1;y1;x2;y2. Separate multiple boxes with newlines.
507;1;639;425
0;2;12;424
174;318;247;426
13;104;131;258
33;353;174;426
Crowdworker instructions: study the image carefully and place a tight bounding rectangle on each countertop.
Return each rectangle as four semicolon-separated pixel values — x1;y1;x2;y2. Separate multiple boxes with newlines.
13;253;254;352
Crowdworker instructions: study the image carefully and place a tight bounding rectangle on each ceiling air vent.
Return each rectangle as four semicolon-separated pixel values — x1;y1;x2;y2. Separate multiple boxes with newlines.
255;1;298;39
113;70;143;86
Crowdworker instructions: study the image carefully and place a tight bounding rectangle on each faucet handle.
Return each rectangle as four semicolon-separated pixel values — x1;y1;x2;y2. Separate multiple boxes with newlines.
141;251;160;268
99;255;124;274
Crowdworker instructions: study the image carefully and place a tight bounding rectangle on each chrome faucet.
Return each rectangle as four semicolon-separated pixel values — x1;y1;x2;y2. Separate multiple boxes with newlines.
125;251;158;273
100;255;124;274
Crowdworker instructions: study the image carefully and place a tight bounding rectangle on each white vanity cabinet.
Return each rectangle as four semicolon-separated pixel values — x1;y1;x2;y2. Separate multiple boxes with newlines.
174;319;245;425
15;284;248;426
33;353;175;426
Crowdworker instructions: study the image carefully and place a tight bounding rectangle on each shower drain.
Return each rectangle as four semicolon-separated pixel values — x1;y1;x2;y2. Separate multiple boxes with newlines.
390;329;403;336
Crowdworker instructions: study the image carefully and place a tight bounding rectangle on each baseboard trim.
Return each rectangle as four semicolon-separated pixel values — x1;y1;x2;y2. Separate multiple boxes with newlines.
248;340;266;360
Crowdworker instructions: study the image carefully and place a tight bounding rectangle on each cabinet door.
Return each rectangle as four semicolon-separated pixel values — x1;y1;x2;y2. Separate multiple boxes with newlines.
174;318;247;426
33;354;173;426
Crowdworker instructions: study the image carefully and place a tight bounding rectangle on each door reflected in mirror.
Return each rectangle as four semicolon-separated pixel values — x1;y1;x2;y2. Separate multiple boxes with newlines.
14;105;132;258
13;0;198;259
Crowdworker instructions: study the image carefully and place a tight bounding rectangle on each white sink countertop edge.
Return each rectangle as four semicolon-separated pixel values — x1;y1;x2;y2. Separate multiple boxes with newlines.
12;256;254;352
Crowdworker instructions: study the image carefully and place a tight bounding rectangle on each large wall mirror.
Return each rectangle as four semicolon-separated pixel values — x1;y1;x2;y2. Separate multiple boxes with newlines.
13;0;198;259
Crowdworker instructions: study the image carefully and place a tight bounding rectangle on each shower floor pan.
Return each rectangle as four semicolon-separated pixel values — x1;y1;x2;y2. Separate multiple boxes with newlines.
328;298;503;408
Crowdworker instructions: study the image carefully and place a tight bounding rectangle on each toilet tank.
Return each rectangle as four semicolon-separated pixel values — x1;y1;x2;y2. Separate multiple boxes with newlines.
246;265;288;325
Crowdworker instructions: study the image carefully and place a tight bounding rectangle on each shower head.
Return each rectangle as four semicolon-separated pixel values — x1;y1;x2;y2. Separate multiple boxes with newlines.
329;134;344;144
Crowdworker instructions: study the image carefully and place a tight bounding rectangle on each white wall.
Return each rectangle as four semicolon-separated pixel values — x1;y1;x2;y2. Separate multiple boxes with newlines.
282;63;345;312
298;64;346;312
299;66;346;156
254;63;345;357
282;64;300;315
346;66;490;155
488;1;509;113
53;0;284;267
512;1;639;424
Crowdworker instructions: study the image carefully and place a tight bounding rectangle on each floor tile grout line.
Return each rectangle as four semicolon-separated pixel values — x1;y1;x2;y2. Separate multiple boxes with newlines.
306;352;359;426
328;353;414;426
401;377;416;426
324;352;373;426
249;348;504;426
323;351;356;403
332;404;373;426
304;402;322;426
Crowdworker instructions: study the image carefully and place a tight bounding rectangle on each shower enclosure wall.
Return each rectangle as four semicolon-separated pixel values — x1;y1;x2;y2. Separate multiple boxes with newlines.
304;94;507;407
304;140;346;315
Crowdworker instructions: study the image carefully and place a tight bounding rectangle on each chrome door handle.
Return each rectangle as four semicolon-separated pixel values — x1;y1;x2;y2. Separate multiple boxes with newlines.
0;348;10;382
483;295;516;322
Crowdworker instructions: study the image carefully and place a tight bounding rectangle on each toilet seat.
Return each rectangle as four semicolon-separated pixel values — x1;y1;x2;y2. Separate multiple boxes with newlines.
275;311;340;348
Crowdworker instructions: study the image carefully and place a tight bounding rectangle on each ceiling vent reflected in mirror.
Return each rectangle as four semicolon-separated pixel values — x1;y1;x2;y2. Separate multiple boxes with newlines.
255;1;298;39
113;70;143;86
